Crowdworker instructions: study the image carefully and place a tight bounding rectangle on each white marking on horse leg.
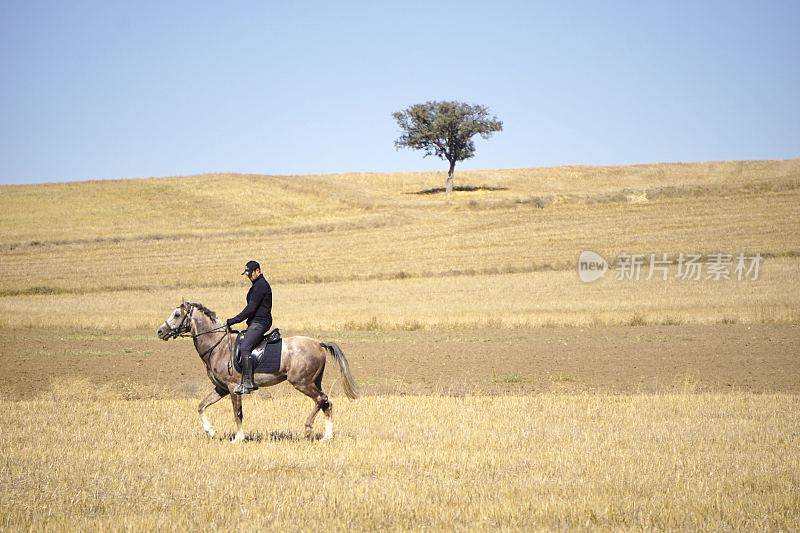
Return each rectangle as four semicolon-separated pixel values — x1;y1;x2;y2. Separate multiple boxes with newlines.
198;390;223;439
200;412;215;438
322;418;333;441
320;400;333;442
233;419;244;443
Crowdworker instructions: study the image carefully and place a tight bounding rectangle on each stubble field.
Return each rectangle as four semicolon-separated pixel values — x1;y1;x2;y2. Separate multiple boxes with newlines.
1;159;799;530
2;393;798;530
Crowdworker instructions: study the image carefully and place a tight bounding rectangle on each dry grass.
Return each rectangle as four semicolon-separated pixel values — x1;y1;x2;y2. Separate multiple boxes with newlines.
1;160;799;530
2;177;799;295
0;256;796;331
1;387;797;530
0;158;798;331
3;158;797;245
3;189;799;295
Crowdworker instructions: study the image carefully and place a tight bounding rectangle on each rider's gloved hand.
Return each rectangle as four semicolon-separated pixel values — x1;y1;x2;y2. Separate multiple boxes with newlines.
225;318;235;329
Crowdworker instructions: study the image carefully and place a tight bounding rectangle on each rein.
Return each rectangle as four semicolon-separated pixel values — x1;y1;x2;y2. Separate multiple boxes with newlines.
196;330;231;359
161;303;232;358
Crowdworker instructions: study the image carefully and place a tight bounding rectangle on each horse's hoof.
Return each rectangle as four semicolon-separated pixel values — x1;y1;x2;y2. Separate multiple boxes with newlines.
205;430;216;439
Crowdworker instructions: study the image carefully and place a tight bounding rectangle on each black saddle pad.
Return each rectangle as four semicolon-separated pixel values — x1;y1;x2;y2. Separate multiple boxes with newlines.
234;328;282;374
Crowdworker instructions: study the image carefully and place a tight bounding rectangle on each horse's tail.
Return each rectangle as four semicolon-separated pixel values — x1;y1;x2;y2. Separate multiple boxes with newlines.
321;341;359;400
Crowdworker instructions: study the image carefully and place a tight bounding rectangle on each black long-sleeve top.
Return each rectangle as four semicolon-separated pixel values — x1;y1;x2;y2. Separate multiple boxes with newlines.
227;274;272;327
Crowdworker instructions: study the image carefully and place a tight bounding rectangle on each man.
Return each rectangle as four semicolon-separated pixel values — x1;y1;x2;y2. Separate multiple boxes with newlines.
226;260;273;394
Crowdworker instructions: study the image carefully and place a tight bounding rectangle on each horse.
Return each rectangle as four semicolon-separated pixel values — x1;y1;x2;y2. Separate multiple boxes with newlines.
156;300;358;442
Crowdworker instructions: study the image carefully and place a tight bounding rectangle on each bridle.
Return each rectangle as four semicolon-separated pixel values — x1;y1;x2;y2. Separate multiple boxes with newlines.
161;303;231;358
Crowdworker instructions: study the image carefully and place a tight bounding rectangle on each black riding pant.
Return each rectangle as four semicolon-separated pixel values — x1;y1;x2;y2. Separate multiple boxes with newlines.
241;321;270;361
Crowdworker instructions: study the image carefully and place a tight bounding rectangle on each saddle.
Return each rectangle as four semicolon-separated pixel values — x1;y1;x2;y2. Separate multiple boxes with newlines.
233;328;283;374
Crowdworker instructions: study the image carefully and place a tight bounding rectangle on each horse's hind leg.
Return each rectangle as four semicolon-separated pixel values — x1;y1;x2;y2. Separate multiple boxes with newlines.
317;372;334;442
291;374;332;441
303;401;321;440
198;388;227;439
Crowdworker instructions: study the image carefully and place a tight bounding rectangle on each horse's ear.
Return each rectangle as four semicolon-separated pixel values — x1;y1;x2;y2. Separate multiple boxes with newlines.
181;297;187;310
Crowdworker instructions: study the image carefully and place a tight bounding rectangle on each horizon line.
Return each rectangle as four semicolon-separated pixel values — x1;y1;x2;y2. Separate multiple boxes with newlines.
1;155;798;188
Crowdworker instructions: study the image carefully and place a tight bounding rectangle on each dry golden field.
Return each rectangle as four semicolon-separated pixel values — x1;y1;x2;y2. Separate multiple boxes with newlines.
1;159;799;330
1;159;799;530
1;390;798;530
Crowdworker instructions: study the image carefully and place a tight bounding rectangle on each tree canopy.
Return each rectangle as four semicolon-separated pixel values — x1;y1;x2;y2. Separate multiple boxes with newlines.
393;101;503;192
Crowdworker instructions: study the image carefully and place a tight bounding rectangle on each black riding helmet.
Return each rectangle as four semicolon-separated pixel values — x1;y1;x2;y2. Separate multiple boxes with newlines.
241;260;260;276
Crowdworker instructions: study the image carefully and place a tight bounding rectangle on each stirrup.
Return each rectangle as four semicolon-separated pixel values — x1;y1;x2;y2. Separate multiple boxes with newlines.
234;383;257;395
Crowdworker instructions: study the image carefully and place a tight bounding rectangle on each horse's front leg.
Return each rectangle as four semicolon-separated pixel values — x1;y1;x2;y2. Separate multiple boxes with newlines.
198;389;227;439
230;393;244;442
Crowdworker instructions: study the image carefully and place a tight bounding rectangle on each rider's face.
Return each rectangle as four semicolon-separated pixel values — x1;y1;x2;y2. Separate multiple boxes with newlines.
248;268;261;282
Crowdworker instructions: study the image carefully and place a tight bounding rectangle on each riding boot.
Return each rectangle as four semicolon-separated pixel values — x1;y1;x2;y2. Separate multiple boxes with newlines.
235;353;258;394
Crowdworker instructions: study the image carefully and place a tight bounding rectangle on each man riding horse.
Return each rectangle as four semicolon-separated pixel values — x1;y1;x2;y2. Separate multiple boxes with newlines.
225;260;272;394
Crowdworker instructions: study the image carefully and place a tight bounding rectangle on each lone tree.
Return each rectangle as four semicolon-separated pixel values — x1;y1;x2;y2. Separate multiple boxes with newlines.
393;100;503;194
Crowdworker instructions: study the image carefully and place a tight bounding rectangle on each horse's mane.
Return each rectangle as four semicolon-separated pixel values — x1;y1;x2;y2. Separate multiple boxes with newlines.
188;302;219;322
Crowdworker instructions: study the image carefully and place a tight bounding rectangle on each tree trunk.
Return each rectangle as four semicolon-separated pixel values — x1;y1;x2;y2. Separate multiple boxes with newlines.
445;160;456;194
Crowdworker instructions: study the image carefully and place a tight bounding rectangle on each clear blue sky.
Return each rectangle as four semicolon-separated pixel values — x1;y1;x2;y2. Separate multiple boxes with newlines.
1;1;798;184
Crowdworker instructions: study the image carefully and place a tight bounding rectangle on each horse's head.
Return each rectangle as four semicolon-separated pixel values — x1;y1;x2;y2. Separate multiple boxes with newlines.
157;300;193;340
